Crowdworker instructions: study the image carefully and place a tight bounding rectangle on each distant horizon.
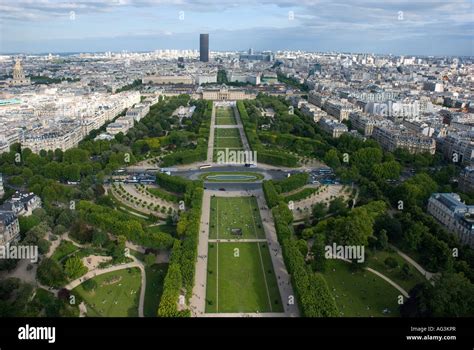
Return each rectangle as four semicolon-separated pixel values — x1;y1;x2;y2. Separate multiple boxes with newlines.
1;1;472;57
1;49;472;59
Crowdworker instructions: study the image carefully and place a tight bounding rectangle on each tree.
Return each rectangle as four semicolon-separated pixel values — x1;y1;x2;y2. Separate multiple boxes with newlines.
145;253;156;267
328;197;348;216
384;256;399;268
374;214;402;242
312;203;327;221
37;258;67;288
401;273;474;317
311;233;327;272
295;239;308;257
92;230;108;247
377;229;389;250
403;222;428;251
372;161;401;180
324;149;341;169
81;279;97;291
64;256;87;280
353;147;383;176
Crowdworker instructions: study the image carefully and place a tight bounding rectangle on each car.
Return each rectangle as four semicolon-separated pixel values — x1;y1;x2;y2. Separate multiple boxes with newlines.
219;188;226;191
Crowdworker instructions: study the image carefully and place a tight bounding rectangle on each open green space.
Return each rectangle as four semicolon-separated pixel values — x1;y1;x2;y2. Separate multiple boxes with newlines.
72;268;142;317
214;136;242;149
144;263;168;317
200;172;263;183
51;240;80;262
215;107;237;125
366;250;425;291
319;259;401;317
209;196;266;239
205;242;283;313
215;128;240;138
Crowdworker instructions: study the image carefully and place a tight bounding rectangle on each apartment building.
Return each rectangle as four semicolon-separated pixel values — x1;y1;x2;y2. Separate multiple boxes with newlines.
372;125;436;154
427;193;474;248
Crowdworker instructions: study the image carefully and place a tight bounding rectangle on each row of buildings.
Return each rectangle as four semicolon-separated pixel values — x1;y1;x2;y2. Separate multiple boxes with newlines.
0;191;42;248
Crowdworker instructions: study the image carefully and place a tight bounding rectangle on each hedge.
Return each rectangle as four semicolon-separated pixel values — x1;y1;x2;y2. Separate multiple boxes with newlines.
284;187;317;203
157;242;189;317
272;203;339;317
77;201;175;250
157;180;203;316
272;173;309;194
146;186;180;203
262;180;281;208
161;100;212;166
237;101;299;167
155;173;190;194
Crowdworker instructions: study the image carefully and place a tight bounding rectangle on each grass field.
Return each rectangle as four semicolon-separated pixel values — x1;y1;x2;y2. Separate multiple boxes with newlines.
205;242;283;313
200;172;264;182
209;196;265;239
73;268;141;317
216;128;241;138
366;250;425;291
215;107;237;125
144;263;168;317
319;260;401;317
213;125;243;161
214;137;242;149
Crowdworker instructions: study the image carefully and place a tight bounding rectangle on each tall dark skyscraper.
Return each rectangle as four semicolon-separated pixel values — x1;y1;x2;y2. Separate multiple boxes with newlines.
200;34;209;62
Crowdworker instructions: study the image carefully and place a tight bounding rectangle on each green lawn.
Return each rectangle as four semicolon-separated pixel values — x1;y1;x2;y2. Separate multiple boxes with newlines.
72;268;142;317
144;264;168;317
216;128;240;138
147;224;177;236
366;250;425;291
215;107;236;125
51;240;79;262
209;196;266;239
200;172;263;183
214;136;242;149
319;260;401;317
205;242;283;313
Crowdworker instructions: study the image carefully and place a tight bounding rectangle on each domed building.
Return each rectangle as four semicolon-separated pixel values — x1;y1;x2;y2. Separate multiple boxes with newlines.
10;59;31;86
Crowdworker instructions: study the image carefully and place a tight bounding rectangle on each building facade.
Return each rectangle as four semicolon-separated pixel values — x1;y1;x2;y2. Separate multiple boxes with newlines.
427;193;474;248
200;34;209;62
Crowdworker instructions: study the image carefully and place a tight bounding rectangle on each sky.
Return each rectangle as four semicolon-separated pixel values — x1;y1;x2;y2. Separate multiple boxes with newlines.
0;0;473;56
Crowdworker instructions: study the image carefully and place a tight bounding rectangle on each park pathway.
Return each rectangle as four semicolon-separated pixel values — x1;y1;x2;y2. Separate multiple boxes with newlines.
390;244;436;281
189;189;298;317
254;189;300;317
189;189;212;316
206;103;216;163
63;256;146;317
329;254;410;299
232;104;251;153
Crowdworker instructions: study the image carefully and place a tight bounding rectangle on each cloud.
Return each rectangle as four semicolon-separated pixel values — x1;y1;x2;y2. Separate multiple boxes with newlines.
1;0;472;55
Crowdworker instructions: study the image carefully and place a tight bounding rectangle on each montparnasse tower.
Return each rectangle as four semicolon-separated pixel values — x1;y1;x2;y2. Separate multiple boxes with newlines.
11;59;31;86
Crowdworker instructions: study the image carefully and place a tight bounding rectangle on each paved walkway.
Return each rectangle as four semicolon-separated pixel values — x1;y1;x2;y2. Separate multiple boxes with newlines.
107;185;165;218
254;189;300;317
63;255;146;317
200;312;286;317
233;105;251;153
329;254;410;299
207;103;216;163
208;238;267;243
390;244;436;281
189;190;212;316
189;189;300;317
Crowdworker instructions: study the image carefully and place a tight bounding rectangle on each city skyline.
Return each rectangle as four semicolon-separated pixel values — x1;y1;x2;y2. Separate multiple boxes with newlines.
1;0;473;56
